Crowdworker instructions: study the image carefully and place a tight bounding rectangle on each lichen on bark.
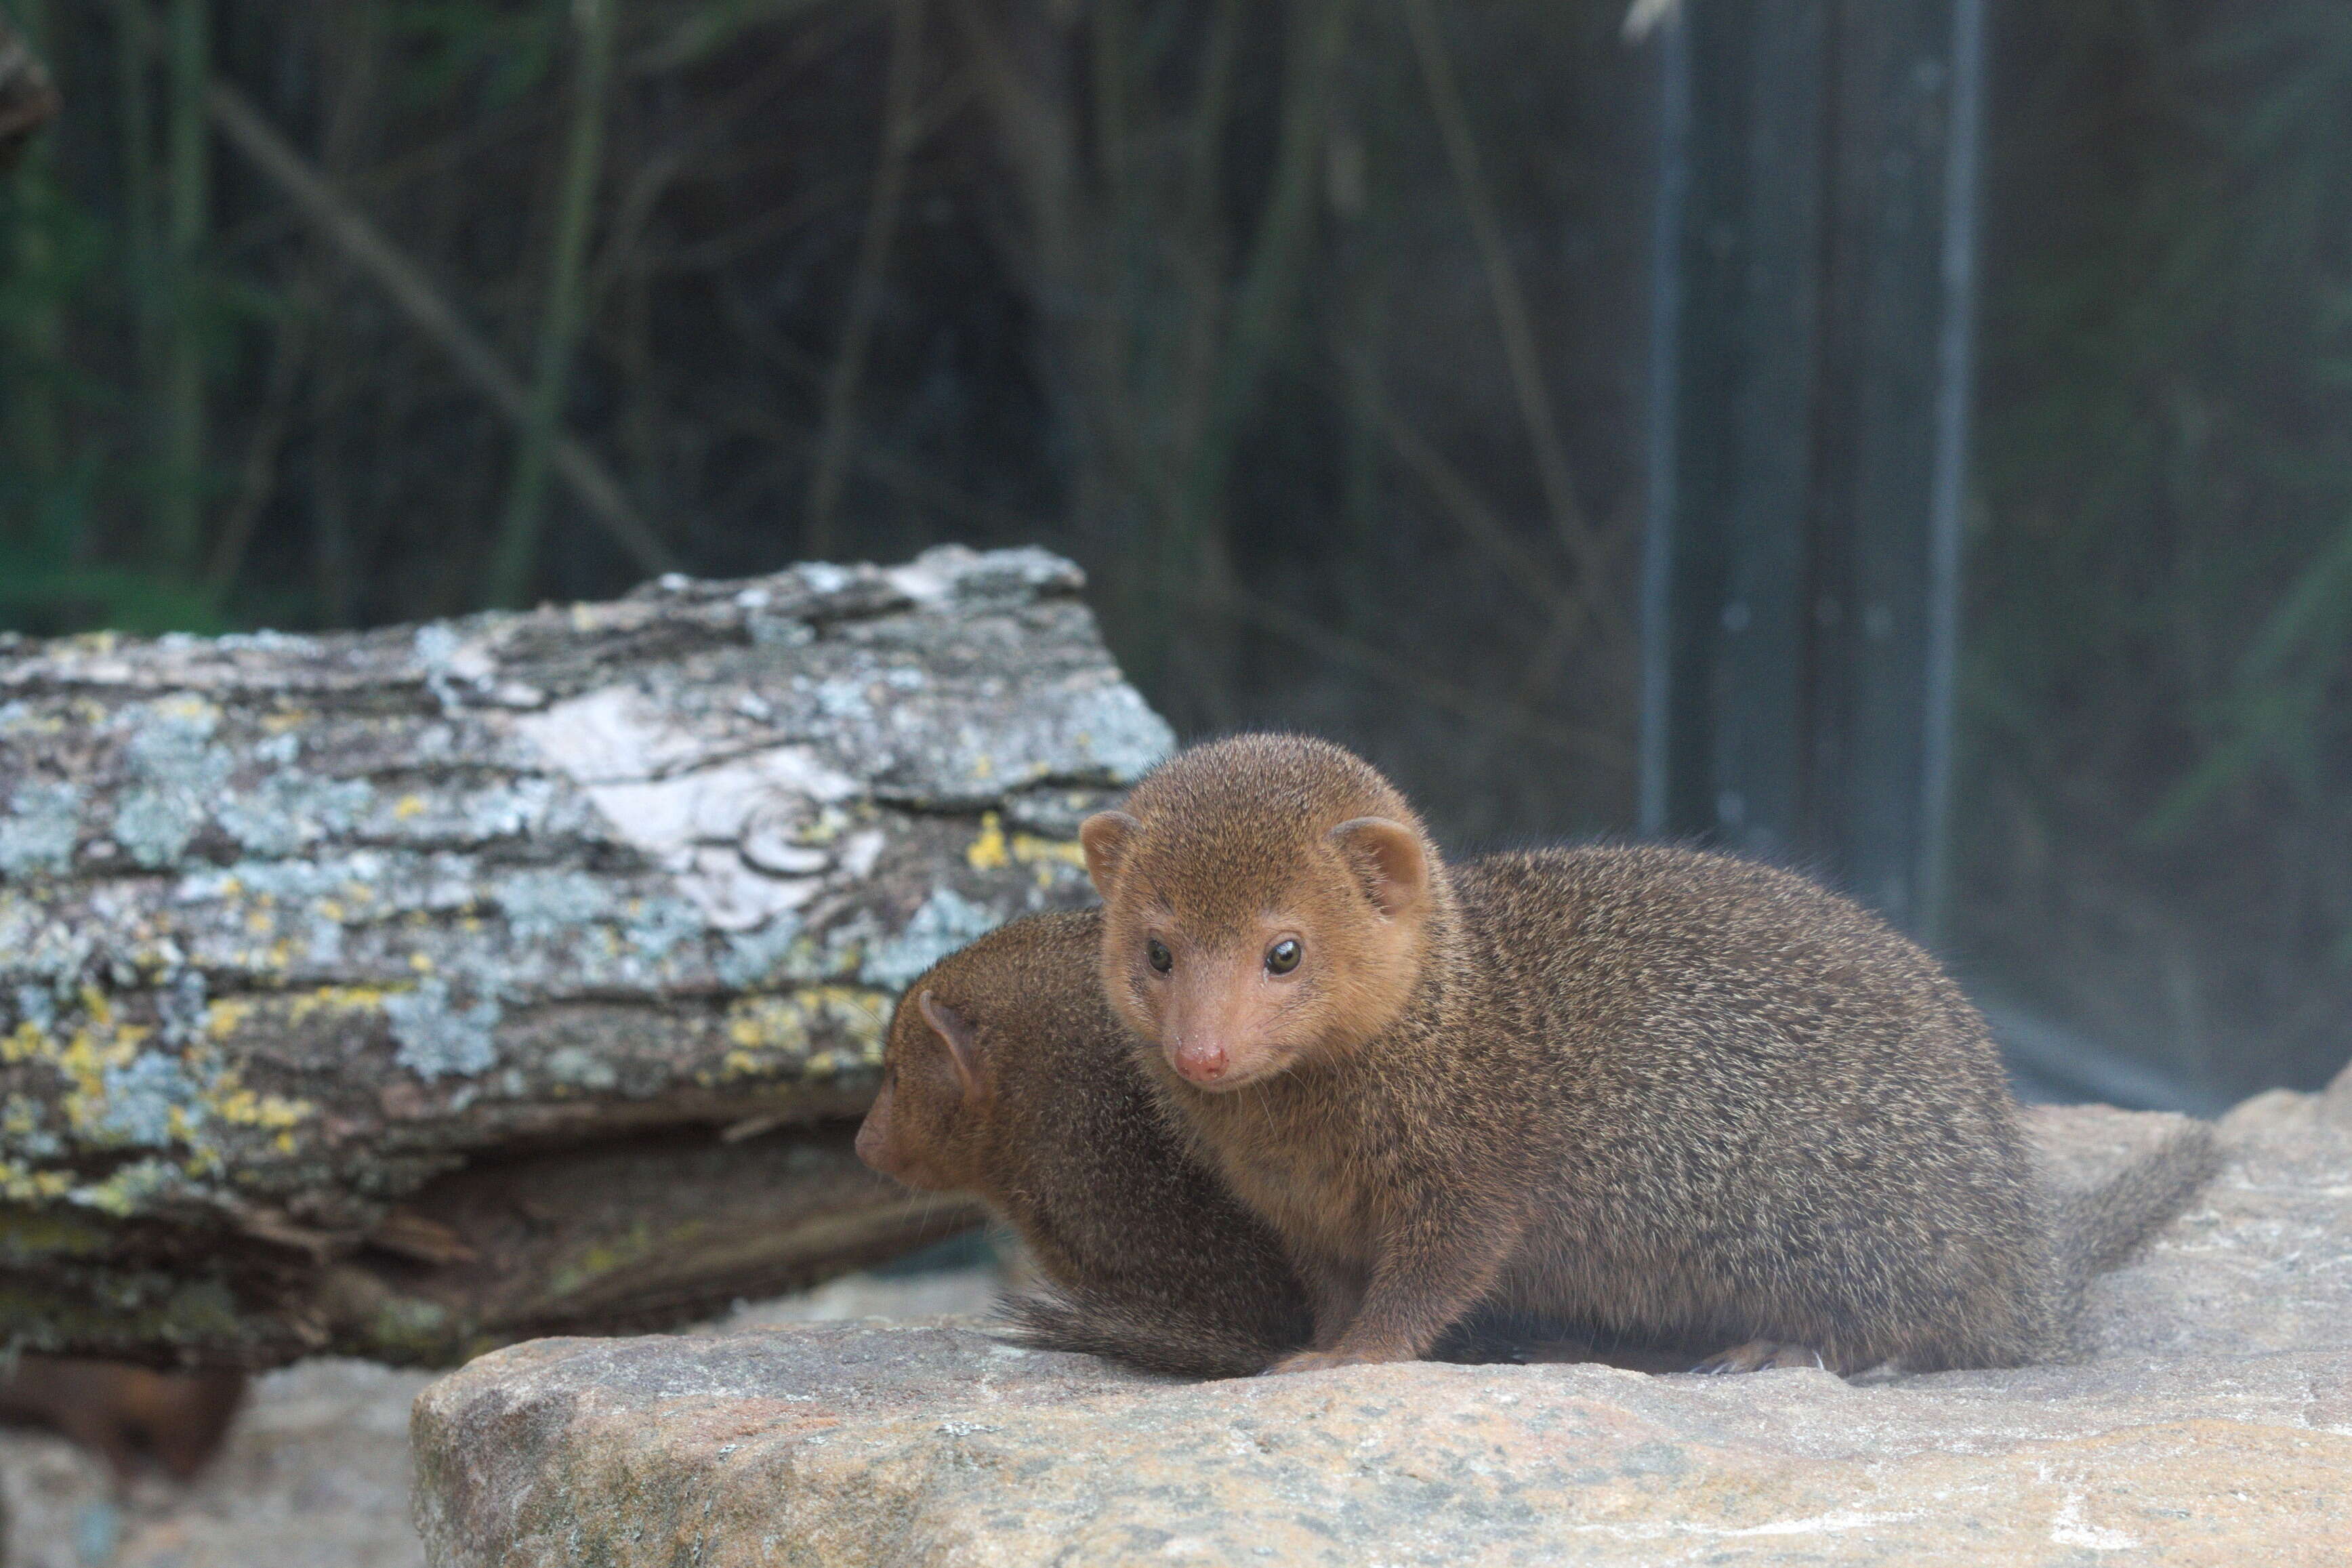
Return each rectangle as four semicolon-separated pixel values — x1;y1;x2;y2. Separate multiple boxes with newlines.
0;546;1165;1365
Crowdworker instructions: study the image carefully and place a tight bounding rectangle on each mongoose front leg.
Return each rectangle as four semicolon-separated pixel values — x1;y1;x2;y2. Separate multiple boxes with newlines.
1267;1203;1524;1374
1287;1252;1367;1355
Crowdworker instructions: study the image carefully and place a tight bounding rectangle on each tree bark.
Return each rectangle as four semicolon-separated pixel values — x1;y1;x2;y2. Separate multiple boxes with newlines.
0;547;1168;1367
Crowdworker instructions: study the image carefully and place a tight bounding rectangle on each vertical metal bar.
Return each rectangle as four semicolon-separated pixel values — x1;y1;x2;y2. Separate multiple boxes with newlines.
1636;0;1984;934
1918;0;1988;943
1636;7;1691;840
1716;0;1830;866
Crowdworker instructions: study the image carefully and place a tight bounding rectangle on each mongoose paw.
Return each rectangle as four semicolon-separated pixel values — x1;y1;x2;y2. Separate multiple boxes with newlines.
1690;1340;1830;1375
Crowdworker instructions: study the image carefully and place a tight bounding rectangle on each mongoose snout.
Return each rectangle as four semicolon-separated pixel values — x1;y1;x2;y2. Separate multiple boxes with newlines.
1154;937;1309;1088
852;990;980;1191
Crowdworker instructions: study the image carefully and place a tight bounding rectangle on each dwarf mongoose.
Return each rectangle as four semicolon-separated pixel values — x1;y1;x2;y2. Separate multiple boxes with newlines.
1081;733;2215;1376
854;909;1314;1376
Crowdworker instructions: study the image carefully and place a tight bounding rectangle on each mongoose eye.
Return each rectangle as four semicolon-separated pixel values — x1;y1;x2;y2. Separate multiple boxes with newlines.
1147;938;1174;973
1265;938;1302;974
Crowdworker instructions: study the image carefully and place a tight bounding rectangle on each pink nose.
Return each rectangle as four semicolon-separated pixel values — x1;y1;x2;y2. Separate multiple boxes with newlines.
1172;1039;1229;1084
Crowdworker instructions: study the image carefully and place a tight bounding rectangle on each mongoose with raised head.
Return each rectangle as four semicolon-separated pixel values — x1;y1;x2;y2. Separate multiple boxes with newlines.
854;909;1315;1376
0;1357;246;1481
1081;733;2216;1376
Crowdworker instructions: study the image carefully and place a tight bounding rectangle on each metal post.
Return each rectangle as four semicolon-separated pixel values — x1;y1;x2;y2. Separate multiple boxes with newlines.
1638;0;1989;935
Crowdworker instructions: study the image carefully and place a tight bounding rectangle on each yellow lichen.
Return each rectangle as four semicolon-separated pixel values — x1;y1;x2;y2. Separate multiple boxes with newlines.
0;1163;77;1203
720;987;891;1075
394;795;427;820
966;812;1010;870
211;1086;312;1130
967;814;1081;878
3;1022;45;1064
204;997;255;1040
286;985;395;1022
1011;832;1086;868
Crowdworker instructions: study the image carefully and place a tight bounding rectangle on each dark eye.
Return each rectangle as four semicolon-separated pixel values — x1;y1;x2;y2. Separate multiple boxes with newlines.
1265;938;1301;975
1147;938;1174;973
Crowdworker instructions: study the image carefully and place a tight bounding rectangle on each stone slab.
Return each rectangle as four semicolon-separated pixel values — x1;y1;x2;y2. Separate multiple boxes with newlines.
412;1072;2352;1567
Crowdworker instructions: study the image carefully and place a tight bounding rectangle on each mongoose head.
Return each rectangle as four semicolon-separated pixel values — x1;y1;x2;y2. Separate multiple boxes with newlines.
1083;734;1439;1091
857;983;993;1191
856;911;1102;1191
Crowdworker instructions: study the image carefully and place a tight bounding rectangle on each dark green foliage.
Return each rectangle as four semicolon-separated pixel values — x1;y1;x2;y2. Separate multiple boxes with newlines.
1;0;2342;1100
0;0;1649;846
1961;0;2352;1097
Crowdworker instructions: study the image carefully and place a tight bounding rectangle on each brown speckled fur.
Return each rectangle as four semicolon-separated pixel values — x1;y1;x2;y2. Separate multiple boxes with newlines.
1093;734;2090;1375
855;910;1313;1376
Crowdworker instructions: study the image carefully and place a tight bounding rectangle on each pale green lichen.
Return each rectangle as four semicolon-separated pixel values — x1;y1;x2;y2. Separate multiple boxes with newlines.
70;1156;189;1218
381;978;500;1079
0;894;100;984
1059;680;1176;782
0;782;81;877
495;869;614;940
214;767;374;857
544;1046;619;1091
861;887;1007;991
615;893;703;962
716;915;806;989
110;699;233;868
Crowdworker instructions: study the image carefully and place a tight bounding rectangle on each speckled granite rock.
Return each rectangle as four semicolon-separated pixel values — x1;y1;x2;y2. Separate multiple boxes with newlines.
411;1075;2352;1566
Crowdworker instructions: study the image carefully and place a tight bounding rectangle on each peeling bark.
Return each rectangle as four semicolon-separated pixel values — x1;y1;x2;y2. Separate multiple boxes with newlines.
0;547;1166;1367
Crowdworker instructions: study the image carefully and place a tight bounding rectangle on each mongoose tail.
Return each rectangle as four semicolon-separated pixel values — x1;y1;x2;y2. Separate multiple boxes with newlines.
999;1283;1298;1379
2052;1119;2221;1285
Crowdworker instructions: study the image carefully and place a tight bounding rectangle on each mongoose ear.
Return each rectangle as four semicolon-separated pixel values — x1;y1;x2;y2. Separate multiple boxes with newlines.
1079;810;1141;898
916;990;983;1102
1327;817;1428;919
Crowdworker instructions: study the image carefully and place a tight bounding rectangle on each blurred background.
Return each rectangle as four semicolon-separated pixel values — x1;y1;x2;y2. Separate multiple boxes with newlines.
1;0;2347;1117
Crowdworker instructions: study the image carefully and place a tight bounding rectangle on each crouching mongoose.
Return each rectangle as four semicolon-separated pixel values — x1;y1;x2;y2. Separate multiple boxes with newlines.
854;909;1314;1376
1080;733;2216;1376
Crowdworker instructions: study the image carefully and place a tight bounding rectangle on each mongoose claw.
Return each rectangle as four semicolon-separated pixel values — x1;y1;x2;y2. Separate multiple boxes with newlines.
1690;1340;1831;1375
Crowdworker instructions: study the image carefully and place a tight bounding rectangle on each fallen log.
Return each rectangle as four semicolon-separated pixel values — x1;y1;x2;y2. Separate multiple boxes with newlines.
0;547;1168;1367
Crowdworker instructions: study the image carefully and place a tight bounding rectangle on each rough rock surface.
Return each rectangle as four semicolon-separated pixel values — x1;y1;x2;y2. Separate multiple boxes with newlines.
0;546;1165;1366
414;1081;2352;1566
0;1266;1008;1567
